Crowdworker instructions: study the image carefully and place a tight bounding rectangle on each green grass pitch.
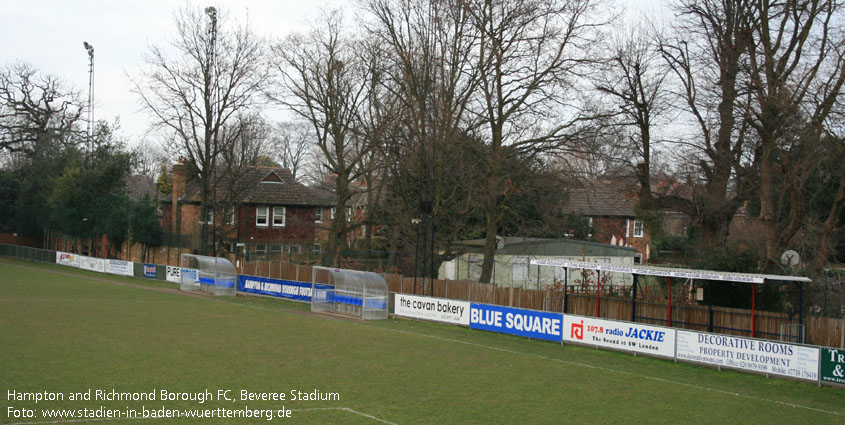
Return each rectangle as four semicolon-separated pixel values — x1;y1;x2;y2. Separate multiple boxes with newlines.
1;258;843;424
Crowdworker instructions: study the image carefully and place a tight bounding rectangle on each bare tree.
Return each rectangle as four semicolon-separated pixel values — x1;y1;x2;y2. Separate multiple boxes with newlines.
212;112;270;254
133;5;269;254
657;0;755;245
270;120;312;180
466;0;607;283
270;10;371;266
740;0;845;270
364;0;480;277
131;136;168;179
0;62;83;158
595;24;674;205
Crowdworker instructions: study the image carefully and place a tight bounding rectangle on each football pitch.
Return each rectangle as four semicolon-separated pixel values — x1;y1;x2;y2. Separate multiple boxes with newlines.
1;258;843;424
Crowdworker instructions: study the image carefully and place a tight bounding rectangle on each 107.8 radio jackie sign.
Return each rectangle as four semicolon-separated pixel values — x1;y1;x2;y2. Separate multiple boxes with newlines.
563;315;676;358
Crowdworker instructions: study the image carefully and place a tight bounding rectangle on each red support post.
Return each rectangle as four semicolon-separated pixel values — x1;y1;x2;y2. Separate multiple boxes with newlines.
751;282;757;338
595;270;601;317
668;277;672;328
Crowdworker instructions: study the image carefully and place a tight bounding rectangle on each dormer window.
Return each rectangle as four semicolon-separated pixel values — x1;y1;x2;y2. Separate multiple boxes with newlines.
260;171;284;184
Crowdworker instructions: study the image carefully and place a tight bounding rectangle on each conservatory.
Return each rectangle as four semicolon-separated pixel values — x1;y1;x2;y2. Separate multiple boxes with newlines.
311;266;389;320
179;253;237;296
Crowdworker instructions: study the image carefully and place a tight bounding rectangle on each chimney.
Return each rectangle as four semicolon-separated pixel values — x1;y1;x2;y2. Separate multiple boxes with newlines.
171;159;187;234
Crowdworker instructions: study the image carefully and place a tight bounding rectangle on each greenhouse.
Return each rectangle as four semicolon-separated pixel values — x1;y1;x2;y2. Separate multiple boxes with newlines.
179;253;237;296
311;267;389;320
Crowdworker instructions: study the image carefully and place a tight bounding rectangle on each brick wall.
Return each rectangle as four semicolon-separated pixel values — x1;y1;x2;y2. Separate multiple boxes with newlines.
592;216;651;262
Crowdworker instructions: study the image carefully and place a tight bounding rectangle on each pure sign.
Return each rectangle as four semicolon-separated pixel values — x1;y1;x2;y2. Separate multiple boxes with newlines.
821;348;845;385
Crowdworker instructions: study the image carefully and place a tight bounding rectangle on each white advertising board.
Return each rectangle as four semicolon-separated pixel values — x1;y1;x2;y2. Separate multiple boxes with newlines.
105;259;134;276
77;255;105;273
56;251;79;268
166;265;182;283
563;315;676;358
676;330;819;381
395;294;470;326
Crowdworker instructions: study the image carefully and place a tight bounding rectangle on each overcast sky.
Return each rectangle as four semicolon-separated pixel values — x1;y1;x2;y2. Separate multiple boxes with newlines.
0;0;667;148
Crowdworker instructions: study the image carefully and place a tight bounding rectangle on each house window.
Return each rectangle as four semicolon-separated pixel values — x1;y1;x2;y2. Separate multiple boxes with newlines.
633;220;644;238
312;244;321;255
347;207;353;222
271;244;282;253
255;243;267;253
204;207;214;224
273;206;286;227
331;207;336;219
256;206;268;227
634;253;643;264
315;208;323;223
225;207;235;225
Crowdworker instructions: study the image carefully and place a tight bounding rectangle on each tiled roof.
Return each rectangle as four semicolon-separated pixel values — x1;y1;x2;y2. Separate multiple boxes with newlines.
178;167;335;207
562;181;636;217
125;175;157;202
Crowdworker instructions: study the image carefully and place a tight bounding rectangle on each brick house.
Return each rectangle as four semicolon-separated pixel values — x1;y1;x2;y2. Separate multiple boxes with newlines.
561;178;692;264
562;181;651;264
310;177;381;246
161;161;335;259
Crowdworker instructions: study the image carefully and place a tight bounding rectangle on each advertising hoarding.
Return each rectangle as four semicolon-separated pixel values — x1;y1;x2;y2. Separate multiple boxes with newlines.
394;294;470;326
676;330;819;381
181;268;199;283
821;348;845;385
469;303;562;342
165;266;181;283
106;259;134;276
563;315;676;358
56;251;79;268
77;256;105;273
238;275;328;302
143;264;157;278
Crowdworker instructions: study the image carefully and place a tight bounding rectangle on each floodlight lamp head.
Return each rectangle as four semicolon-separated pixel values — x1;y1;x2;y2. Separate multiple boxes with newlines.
205;6;217;20
83;41;94;58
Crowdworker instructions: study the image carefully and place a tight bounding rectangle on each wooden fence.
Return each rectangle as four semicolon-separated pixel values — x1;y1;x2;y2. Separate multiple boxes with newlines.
191;258;845;348
16;241;840;348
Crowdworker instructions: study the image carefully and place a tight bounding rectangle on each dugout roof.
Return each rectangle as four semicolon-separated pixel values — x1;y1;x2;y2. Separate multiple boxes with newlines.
530;259;811;284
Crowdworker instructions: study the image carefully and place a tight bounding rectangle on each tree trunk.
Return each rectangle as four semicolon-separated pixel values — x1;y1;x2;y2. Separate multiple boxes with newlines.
479;194;498;284
812;165;845;273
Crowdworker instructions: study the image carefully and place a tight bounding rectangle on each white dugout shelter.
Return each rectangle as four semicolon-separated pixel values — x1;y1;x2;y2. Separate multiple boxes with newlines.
179;253;237;296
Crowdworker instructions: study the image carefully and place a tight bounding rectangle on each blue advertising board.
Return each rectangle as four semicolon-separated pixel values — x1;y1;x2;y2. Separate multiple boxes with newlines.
143;264;157;279
198;276;235;288
469;303;563;342
238;275;329;302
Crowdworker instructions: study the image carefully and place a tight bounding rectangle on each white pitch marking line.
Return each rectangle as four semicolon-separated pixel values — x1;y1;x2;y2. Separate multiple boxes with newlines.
380;328;843;416
226;298;845;417
6;261;841;418
295;407;398;425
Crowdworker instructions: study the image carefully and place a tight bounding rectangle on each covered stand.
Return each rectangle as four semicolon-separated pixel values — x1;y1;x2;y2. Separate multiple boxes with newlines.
311;267;389;320
531;259;811;341
179;253;237;296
